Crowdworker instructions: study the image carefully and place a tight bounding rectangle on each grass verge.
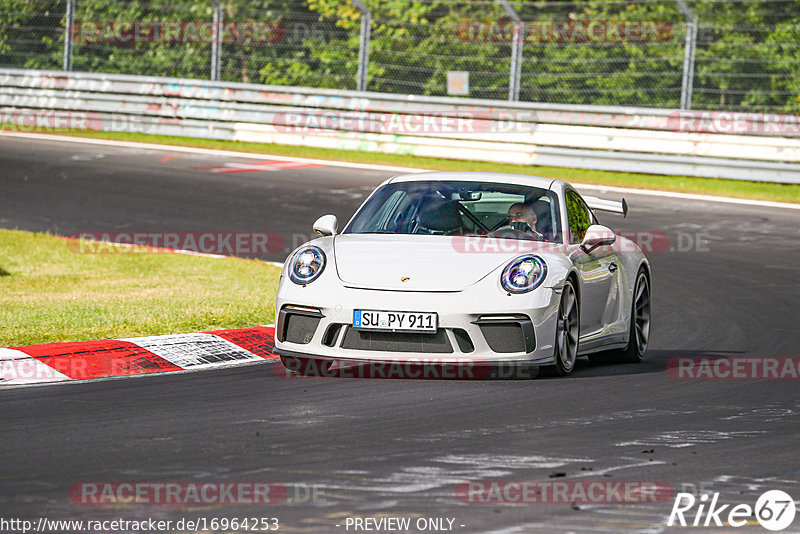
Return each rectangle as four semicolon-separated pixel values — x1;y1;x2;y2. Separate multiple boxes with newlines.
0;229;281;346
5;128;799;204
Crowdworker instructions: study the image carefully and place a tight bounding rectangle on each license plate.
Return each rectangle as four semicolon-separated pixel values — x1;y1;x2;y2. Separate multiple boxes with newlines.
353;310;437;333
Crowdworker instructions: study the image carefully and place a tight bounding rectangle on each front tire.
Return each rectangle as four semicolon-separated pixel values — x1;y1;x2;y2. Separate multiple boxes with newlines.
588;269;651;365
619;269;651;362
548;278;580;376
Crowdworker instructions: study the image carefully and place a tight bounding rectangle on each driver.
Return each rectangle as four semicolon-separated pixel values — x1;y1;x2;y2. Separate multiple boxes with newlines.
507;203;543;239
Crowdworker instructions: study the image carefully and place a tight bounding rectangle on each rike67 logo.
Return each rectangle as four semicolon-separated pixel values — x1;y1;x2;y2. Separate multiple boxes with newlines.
668;490;796;531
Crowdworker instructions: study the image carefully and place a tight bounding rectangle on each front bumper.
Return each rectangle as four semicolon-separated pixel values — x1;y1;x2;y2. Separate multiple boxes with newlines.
274;276;561;366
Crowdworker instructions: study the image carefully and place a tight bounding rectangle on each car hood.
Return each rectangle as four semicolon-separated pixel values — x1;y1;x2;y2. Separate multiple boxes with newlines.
334;234;524;291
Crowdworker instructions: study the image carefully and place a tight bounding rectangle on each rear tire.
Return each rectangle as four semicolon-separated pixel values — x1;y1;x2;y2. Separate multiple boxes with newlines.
547;278;580;376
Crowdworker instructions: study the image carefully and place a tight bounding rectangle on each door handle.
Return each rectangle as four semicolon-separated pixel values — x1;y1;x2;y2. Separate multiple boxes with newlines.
608;262;618;273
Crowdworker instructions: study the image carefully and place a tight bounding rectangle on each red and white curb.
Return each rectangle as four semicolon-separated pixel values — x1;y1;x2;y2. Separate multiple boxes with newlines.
0;326;278;386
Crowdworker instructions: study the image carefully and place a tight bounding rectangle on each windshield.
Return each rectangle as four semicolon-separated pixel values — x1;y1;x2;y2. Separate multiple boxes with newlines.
344;180;562;243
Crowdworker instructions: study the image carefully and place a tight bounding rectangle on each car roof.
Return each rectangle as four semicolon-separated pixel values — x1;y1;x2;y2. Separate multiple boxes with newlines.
387;171;566;191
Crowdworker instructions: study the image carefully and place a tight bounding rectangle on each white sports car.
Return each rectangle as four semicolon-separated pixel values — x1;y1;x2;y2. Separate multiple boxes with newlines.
275;172;650;377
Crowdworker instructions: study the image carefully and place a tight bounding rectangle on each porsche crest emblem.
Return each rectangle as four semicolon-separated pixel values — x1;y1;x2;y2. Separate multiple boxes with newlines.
400;276;411;282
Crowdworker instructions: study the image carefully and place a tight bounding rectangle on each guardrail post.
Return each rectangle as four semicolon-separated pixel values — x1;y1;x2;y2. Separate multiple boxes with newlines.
498;0;522;101
675;0;697;110
210;0;223;81
352;0;371;92
63;0;75;71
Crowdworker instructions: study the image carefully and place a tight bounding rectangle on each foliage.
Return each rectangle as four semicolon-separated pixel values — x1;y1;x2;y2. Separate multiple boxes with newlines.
0;0;798;110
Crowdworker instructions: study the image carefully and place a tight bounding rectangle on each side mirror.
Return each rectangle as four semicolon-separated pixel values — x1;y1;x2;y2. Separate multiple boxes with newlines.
581;224;616;253
313;214;338;236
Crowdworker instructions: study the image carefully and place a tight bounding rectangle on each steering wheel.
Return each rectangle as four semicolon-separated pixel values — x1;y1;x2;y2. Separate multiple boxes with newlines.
489;216;511;232
487;226;544;241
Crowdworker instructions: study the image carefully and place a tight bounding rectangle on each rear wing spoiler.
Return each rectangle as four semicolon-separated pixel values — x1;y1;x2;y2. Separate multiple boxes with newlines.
583;195;628;218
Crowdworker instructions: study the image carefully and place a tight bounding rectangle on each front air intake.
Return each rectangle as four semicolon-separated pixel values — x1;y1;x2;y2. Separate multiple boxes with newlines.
278;305;323;344
283;314;320;345
474;315;535;354
341;328;453;353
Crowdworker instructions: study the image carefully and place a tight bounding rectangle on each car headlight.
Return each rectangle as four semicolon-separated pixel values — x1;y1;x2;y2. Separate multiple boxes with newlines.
289;246;326;285
501;255;547;294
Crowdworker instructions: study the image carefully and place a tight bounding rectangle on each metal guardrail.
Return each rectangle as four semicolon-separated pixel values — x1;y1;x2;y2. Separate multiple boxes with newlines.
2;68;800;184
6;69;800;136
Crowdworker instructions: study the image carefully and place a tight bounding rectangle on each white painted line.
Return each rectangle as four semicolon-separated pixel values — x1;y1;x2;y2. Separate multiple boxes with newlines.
2;131;798;211
209;163;281;172
0;131;428;173
572;182;800;211
0;358;271;390
120;333;262;369
0;347;33;361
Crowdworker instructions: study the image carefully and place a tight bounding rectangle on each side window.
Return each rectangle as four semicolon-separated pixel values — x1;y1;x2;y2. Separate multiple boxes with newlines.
566;190;593;243
579;197;597;226
366;190;405;231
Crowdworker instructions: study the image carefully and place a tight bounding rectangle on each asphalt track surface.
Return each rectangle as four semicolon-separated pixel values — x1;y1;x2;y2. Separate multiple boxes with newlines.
1;135;799;533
